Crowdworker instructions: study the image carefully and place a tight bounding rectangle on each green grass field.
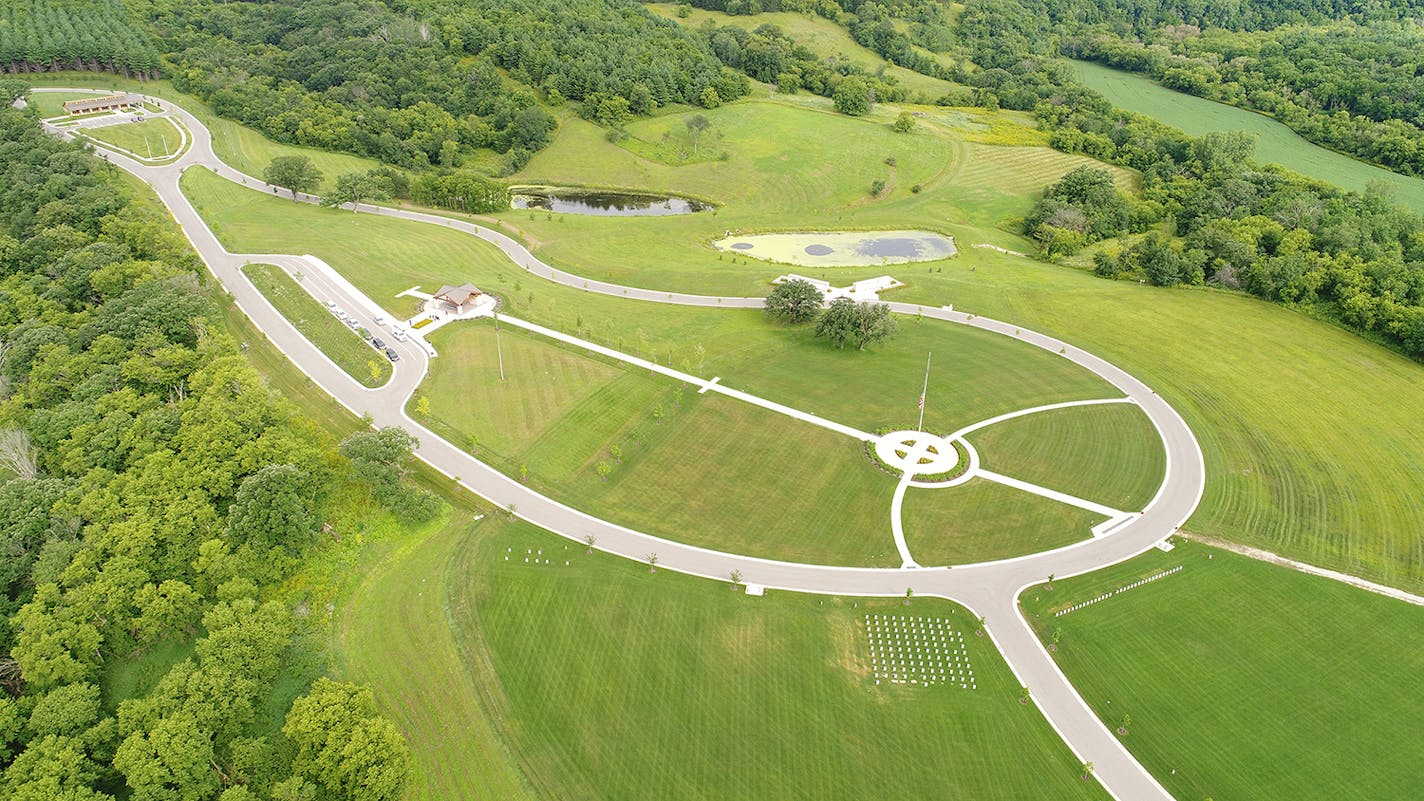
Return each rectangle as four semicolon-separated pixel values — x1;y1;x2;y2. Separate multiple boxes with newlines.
357;514;1108;800
1021;542;1424;800
420;320;1025;566
969;402;1164;511
27;89;104;118
183;152;1424;591
243;263;392;388
184;166;1118;435
646;3;958;101
504;99;1133;297
79;116;187;160
1071;59;1424;211
903;478;1103;564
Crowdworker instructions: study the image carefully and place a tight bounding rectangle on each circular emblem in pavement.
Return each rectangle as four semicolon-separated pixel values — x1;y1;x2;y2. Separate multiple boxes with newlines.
874;430;958;477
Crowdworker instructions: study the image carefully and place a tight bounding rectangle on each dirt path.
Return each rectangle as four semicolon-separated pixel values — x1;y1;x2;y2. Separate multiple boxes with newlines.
1185;533;1424;607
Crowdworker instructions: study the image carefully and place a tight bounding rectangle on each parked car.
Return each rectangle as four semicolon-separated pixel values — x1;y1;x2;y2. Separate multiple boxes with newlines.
371;338;386;350
324;300;336;309
384;348;399;362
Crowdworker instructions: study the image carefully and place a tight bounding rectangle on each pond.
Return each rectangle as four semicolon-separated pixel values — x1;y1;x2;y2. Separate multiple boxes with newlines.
714;230;957;267
511;187;712;216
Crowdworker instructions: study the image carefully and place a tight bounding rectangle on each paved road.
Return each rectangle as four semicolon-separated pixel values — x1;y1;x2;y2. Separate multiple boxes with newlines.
42;90;1205;801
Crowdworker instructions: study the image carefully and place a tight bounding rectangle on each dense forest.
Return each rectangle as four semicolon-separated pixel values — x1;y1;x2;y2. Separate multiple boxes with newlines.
0;0;160;77
127;0;749;171
0;97;417;800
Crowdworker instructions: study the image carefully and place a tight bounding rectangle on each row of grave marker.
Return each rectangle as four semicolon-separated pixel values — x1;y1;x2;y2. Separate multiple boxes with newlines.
1054;566;1183;617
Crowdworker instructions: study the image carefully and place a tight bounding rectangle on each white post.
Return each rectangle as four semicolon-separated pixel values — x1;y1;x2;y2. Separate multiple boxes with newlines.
917;352;932;432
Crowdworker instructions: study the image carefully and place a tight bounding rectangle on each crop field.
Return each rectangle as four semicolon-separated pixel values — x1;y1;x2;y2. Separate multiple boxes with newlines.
1071;59;1424;211
1021;542;1424;801
243;263;391;387
968;401;1164;511
79;116;186;159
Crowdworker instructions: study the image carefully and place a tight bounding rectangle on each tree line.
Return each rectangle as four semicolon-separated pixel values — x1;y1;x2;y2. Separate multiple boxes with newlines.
0;94;418;800
0;0;159;79
1063;21;1424;177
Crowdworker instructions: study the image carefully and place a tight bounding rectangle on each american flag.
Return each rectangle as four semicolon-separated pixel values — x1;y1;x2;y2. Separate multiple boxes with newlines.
918;393;926;410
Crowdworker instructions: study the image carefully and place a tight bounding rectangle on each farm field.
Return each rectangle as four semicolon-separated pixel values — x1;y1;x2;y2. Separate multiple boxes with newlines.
243;263;391;388
968;401;1165;511
79;115;186;160
421;516;1108;801
1070;59;1424;211
1021;542;1424;801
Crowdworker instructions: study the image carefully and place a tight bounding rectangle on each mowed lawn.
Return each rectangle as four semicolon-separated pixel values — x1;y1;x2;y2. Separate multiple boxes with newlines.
179;111;1424;591
417;321;903;566
444;518;1109;801
243;263;391;387
185;166;1118;436
902;478;1104;564
27;89;102;118
1021;542;1424;800
968;401;1165;511
1071;59;1424;211
81;116;187;159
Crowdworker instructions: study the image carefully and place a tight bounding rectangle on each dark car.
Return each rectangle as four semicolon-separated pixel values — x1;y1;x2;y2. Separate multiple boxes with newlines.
371;338;386;349
384;348;399;362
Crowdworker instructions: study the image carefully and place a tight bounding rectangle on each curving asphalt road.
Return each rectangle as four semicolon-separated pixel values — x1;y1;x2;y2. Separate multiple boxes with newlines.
42;90;1205;801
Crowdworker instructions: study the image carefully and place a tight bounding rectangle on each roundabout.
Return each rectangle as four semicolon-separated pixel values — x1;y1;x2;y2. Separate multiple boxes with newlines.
42;88;1206;801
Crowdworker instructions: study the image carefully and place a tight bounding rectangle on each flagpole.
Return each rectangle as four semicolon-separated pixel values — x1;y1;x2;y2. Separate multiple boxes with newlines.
917;352;932;432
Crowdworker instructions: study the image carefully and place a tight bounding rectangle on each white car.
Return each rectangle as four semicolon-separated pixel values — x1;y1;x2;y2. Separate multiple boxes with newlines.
324;300;336;309
392;328;408;341
373;315;386;326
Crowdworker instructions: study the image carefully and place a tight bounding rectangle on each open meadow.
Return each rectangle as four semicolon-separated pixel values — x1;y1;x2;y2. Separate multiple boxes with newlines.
1071;59;1424;211
1021;542;1424;801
